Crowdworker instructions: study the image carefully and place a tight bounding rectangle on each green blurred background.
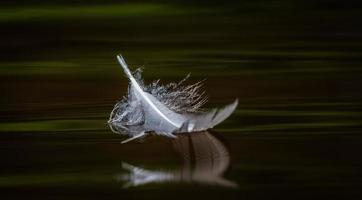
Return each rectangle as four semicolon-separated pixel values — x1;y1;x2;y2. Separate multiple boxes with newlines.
1;0;362;199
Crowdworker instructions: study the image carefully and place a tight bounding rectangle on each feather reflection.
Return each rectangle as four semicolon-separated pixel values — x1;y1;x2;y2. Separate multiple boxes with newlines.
117;131;237;188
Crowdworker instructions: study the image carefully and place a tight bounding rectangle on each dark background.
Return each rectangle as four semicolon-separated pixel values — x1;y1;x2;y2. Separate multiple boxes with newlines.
1;0;362;199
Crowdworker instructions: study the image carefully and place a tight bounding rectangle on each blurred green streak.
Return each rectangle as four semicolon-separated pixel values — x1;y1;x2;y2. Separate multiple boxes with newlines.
219;120;362;132
0;119;106;132
0;3;213;22
0;173;111;187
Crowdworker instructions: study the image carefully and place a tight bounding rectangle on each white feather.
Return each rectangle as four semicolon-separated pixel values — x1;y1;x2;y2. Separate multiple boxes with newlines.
109;55;238;143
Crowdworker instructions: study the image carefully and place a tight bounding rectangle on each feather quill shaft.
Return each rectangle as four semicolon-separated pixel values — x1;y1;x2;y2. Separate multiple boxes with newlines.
117;55;181;128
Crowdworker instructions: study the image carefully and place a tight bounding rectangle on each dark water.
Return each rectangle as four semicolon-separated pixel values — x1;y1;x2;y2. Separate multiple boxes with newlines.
1;1;362;199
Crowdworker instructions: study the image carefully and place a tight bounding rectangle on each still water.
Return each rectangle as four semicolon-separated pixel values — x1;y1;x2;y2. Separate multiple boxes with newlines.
1;1;362;199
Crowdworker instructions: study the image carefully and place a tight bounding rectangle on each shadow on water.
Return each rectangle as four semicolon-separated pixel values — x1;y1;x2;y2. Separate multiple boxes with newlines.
116;131;237;188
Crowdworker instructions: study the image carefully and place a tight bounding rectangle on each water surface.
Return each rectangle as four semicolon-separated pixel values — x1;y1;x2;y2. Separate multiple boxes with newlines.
1;1;362;199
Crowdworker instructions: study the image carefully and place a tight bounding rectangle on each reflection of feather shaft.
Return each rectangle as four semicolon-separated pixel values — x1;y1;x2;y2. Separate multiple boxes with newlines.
118;131;237;188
